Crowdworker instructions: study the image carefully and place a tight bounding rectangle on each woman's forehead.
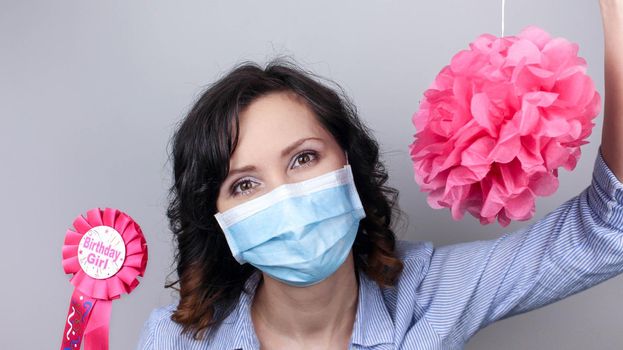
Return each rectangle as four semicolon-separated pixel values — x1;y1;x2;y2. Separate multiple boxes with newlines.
230;92;333;161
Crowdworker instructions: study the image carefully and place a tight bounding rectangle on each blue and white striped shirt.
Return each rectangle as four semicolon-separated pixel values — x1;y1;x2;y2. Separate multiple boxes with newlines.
138;148;623;349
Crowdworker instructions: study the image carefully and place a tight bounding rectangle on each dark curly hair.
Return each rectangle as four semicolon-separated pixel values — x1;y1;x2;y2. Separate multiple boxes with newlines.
165;57;405;340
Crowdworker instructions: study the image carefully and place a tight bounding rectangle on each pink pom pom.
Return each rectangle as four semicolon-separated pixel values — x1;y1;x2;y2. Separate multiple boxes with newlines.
409;25;601;227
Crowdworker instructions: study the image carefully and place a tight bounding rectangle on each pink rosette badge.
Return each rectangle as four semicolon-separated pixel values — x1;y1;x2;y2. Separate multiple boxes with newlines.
60;208;148;350
409;25;601;227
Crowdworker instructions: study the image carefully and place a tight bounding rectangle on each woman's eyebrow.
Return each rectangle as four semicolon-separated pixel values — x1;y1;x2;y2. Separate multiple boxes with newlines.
227;137;324;178
227;165;257;178
280;136;323;157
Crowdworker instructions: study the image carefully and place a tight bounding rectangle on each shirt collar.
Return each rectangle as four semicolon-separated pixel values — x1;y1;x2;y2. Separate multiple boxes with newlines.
213;269;394;350
350;268;395;346
212;270;262;350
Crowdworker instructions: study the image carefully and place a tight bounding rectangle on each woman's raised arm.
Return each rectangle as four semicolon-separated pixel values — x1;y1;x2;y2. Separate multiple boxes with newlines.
599;0;623;180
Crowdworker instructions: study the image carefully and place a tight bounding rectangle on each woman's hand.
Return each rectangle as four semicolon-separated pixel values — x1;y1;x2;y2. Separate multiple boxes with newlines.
598;0;623;182
600;0;623;7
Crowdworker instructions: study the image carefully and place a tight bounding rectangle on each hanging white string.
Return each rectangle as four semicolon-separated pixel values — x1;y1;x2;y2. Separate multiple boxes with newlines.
501;0;506;37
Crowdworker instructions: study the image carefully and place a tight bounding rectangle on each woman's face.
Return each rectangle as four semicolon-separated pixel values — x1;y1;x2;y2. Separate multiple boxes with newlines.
216;91;347;213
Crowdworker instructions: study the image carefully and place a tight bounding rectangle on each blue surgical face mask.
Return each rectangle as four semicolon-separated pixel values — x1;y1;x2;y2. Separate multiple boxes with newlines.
214;153;366;287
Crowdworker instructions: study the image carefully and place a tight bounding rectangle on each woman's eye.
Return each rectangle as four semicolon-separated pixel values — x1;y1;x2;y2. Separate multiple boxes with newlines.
292;151;317;169
230;178;258;197
229;151;318;198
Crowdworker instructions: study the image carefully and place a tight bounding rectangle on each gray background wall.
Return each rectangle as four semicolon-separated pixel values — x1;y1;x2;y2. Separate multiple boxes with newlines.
2;0;621;348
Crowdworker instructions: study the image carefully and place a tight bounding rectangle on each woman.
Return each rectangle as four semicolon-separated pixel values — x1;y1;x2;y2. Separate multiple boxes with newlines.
138;1;623;348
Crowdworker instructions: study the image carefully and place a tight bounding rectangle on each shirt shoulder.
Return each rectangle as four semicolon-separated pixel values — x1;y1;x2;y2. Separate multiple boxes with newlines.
137;303;176;349
380;239;434;313
395;238;434;280
137;302;212;350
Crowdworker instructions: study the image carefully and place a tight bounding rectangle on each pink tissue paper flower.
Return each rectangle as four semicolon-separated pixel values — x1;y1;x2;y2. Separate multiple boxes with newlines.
409;25;601;227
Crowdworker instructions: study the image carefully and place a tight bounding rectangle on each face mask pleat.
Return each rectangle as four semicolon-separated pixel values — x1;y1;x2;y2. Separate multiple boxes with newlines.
253;220;359;287
226;183;360;255
240;210;361;265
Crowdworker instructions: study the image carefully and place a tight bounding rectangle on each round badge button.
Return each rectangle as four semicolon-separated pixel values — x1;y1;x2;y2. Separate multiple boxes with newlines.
77;225;126;279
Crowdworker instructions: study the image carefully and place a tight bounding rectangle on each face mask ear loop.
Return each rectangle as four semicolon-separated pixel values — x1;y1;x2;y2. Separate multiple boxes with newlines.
345;150;349;166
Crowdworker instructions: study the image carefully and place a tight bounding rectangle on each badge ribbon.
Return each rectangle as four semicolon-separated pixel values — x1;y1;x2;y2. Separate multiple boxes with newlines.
60;208;148;350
